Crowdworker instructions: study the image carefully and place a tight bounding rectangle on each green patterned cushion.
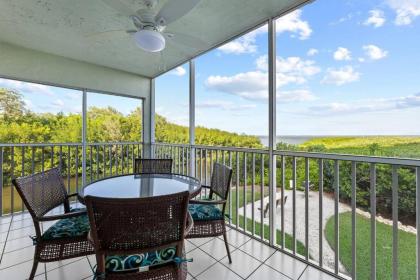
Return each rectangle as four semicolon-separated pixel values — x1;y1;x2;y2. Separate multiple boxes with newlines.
41;209;90;240
188;204;223;221
105;247;176;273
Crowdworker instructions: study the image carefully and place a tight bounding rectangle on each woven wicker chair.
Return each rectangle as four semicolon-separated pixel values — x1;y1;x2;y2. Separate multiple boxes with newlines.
187;162;233;263
85;191;192;280
133;158;173;174
12;168;94;280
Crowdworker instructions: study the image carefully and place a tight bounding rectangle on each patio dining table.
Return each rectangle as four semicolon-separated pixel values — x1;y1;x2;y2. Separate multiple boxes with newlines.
78;173;202;201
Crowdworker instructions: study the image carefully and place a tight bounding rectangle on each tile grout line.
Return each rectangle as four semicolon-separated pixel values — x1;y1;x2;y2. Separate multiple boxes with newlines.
191;236;248;279
297;265;308;280
0;215;14;266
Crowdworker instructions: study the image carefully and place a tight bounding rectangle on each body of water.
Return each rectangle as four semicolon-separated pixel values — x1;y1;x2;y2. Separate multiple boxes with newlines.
258;136;321;147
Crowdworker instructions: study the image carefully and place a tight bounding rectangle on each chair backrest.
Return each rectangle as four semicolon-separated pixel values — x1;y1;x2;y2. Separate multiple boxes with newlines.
12;168;68;219
133;158;173;174
210;163;233;200
85;191;190;255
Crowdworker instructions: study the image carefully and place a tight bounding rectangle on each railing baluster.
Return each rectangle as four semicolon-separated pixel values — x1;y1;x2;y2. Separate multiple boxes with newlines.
235;151;239;229
392;165;398;280
90;145;93;182
67;146;70;193
96;145;99;179
252;153;256;236
243;153;247;231
351;162;357;279
261;154;264;240
41;146;45;173
334;160;340;274
75;146;79;193
10;147;15;215
59;146;63;172
281;155;285;249
204;149;208;186
102;145;106;178
305;158;310;260
109;145;112;176
21;146;25;212
50;145;54;169
0;147;3;216
319;158;324;267
370;163;376;280
416;167;420;280
31;147;35;175
229;151;232;225
292;156;296;253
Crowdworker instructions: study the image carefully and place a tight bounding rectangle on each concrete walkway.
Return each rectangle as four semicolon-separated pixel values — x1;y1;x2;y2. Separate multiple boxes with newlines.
238;189;350;274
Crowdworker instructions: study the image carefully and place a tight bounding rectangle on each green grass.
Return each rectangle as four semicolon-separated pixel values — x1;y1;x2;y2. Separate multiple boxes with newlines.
227;187;307;256
325;212;417;280
301;136;420;158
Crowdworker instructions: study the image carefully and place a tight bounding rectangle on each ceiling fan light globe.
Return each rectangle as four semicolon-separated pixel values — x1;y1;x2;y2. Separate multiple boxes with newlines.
134;30;165;52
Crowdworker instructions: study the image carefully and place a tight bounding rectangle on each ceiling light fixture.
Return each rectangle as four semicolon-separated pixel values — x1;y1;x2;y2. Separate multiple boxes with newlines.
134;29;166;52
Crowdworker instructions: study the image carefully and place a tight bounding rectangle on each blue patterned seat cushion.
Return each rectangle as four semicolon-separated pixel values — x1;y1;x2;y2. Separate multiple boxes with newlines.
188;204;223;221
42;208;90;240
105;247;176;273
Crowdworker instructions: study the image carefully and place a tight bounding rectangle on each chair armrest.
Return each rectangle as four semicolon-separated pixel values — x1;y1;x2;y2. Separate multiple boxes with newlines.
185;212;194;236
66;193;79;198
36;209;87;222
189;199;226;205
201;185;211;189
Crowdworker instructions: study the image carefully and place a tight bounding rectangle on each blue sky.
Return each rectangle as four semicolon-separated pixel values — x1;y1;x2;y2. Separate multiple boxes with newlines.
1;0;419;136
156;0;420;136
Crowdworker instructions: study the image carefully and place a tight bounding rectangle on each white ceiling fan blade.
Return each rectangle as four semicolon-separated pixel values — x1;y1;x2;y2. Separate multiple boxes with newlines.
155;0;200;26
165;32;205;50
102;0;134;16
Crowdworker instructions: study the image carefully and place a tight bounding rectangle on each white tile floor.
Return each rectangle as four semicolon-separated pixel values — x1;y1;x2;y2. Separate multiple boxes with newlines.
0;210;341;280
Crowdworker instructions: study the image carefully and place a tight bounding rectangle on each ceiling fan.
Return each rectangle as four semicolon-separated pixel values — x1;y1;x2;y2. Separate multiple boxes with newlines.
100;0;204;53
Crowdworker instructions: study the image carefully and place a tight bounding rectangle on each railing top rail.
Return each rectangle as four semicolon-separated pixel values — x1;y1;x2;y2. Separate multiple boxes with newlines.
153;142;420;167
273;150;420;167
0;141;143;147
153;142;269;154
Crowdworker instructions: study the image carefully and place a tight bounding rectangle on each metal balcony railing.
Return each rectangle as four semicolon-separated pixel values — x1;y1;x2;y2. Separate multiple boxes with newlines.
0;141;419;280
152;142;420;280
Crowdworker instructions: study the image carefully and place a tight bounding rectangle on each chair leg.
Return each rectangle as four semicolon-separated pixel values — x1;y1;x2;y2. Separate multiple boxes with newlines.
222;231;232;264
29;259;39;280
95;254;106;280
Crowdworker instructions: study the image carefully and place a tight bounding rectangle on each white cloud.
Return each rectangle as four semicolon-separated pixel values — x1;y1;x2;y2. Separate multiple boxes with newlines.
387;0;420;25
0;78;54;96
363;44;388;60
333;47;352;61
205;71;268;100
218;9;311;54
330;13;354;25
364;10;386;27
256;55;320;86
321;66;360;86
277;89;317;103
309;92;420;115
205;55;319;101
52;99;65;107
170;66;187;76
197;100;256;111
276;9;312;40
307;48;318;56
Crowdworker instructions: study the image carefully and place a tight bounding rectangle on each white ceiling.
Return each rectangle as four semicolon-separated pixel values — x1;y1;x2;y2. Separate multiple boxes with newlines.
0;0;309;78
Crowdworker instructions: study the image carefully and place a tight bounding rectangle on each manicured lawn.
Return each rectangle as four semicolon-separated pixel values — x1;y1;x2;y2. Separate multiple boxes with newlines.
227;187;307;256
325;212;416;280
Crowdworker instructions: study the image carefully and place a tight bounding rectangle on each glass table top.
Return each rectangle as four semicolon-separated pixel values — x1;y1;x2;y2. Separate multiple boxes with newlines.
79;173;201;199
